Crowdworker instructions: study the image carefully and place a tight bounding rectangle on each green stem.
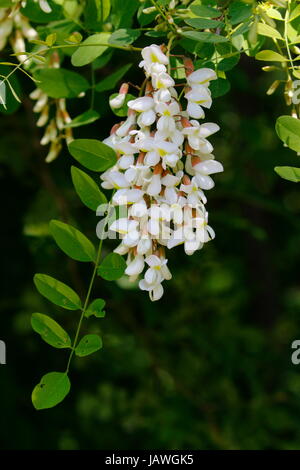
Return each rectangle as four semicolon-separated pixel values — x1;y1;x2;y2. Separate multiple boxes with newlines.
65;201;112;374
284;0;295;73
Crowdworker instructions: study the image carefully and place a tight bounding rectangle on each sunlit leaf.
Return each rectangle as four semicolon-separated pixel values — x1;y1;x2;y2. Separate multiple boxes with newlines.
71;32;111;67
275;116;300;153
31;313;71;349
274;166;300;182
32;372;71;410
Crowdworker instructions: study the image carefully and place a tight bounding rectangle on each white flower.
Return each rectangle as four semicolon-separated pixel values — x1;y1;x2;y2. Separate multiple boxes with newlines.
101;169;131;189
139;44;169;76
155;100;180;136
161;172;182;204
125;255;145;276
185;85;212;119
109;93;126;109
151;71;175;90
187;68;217;88
180;177;207;205
182;120;219;152
128;96;156;127
193;159;224;190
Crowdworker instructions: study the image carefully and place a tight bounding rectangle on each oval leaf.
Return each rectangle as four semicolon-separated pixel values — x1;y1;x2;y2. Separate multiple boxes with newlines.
275;116;300;153
109;28;140;45
68;138;117;171
71;166;107;211
75;334;102;357
98;253;126;281
274;166;300;182
184;18;224;29
33;68;90;99
181;31;228;43
257;22;283;40
32;372;71;410
85;298;106;318
31;313;71;348
255;50;287;62
49;220;96;262
71;32;111;67
34;273;81;310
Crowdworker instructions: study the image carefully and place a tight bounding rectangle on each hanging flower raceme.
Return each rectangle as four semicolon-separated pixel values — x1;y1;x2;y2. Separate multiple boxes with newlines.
30;53;73;163
0;5;38;62
101;44;223;301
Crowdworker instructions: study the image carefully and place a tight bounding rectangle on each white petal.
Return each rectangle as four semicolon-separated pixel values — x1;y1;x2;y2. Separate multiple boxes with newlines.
125;256;145;276
194;160;223;175
187;101;205;119
150;283;164;301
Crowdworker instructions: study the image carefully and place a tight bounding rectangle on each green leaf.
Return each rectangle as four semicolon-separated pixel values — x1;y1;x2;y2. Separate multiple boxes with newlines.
210;78;231;98
109;28;140;45
190;4;220;18
21;1;63;23
95;63;132;93
32;372;71;410
97;0;111;21
184;18;224;29
68;138;117;171
275;116;300;153
65;110;100;128
181;31;228;44
45;33;57;47
75;334;103;357
257;22;283;40
71;32;111;67
31;313;71;349
85;298;106;318
218;55;240;71
113;0;140;28
98;253;126;281
34;274;81;310
255;50;287;62
33;68;90;99
228;1;252;25
290;4;300;22
71;166;107;211
274;166;300;182
49;220;96;262
109;92;136;117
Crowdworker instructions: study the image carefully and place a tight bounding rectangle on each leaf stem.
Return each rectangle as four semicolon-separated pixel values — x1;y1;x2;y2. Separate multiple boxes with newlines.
65;201;111;373
284;0;294;74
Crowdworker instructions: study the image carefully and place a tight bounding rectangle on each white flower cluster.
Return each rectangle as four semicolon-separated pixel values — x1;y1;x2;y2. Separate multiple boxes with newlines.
101;44;223;301
30;53;73;162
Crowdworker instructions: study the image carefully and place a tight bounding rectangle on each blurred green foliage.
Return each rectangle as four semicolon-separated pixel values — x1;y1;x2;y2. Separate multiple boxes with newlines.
1;52;300;450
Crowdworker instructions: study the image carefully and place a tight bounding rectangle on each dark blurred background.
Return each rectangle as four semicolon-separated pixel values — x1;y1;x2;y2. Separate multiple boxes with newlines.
1;51;300;450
